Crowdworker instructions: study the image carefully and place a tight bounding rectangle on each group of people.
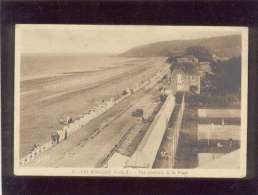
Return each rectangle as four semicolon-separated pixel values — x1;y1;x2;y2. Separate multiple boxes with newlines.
51;116;72;144
160;151;169;160
51;127;68;144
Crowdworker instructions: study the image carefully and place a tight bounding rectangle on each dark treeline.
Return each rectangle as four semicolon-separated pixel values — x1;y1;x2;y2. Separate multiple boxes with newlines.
197;56;241;107
169;62;198;74
184;46;213;62
204;57;241;96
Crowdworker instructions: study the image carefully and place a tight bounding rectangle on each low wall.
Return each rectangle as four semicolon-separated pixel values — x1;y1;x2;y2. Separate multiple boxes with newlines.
198;109;240;118
198;124;240;140
126;93;176;168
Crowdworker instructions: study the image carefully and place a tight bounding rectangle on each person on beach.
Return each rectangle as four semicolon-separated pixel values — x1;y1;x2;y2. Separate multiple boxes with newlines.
66;116;72;124
228;138;233;152
51;131;59;144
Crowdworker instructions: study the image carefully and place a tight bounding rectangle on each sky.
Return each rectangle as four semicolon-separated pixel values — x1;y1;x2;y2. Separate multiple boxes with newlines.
16;25;245;54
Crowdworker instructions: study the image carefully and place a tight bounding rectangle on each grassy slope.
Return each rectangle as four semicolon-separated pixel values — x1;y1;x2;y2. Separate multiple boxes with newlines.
121;35;241;58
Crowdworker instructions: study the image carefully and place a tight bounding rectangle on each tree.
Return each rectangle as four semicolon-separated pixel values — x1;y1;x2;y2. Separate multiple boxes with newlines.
185;46;213;61
203;57;241;96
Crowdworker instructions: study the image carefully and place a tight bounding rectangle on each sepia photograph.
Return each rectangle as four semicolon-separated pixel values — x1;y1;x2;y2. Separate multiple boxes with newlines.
14;25;248;178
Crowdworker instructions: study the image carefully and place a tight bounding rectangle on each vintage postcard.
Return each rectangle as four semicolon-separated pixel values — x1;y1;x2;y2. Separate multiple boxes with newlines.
14;25;248;178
